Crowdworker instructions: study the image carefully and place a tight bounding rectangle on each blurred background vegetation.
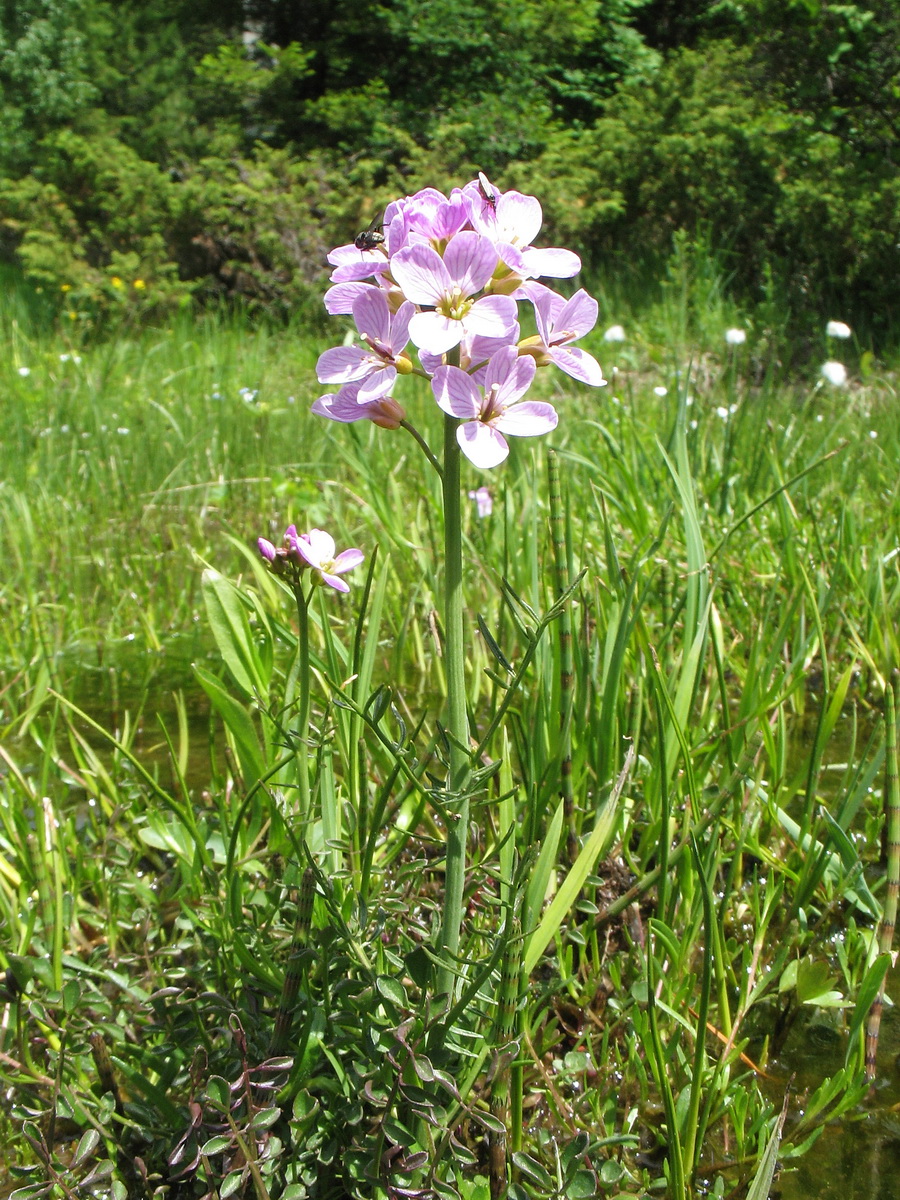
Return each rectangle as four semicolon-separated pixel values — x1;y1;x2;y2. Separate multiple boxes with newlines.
1;0;897;349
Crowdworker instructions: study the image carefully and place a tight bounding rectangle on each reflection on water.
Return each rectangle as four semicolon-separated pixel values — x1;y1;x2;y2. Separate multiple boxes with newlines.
775;972;900;1199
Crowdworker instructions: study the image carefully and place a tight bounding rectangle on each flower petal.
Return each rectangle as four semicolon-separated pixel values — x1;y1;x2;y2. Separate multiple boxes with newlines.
304;529;336;564
550;346;606;386
443;232;500;296
432;366;481;418
391;243;451;306
494;401;558;437
554;289;598;339
458;421;510;468
463;295;518;339
409;310;464;355
352;287;392;343
331;548;364;574
316;345;370;384
320;572;351;593
520;247;581;279
325;282;375;315
357;369;396;403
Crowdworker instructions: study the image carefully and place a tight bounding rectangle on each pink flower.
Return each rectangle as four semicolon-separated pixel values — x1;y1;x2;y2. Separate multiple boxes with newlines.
431;346;557;469
316;291;414;402
291;529;364;593
312;381;405;430
519;285;606;387
464;185;581;282
391;233;517;355
468;486;493;517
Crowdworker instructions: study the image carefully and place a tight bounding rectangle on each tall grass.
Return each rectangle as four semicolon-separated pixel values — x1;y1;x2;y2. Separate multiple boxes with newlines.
1;268;899;1198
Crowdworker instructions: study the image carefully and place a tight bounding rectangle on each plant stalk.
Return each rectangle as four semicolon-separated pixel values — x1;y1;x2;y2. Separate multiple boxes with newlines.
293;583;312;827
436;409;471;1001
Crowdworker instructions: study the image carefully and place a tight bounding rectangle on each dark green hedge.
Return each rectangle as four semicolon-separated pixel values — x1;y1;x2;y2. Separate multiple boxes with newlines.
1;0;897;341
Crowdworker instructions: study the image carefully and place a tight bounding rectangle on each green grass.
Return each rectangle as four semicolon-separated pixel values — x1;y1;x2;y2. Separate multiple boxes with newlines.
1;272;899;1199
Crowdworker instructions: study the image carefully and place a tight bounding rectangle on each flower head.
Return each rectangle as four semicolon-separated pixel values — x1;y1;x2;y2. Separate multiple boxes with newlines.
826;320;851;339
432;346;556;469
292;529;364;592
312;382;405;430
468;486;493;518
519;285;606;386
391;233;517;355
258;525;364;593
725;327;746;345
603;325;626;343
316;290;414;402
821;360;847;386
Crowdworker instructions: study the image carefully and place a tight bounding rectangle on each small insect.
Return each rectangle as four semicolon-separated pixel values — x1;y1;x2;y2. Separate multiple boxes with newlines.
477;171;497;211
354;224;385;251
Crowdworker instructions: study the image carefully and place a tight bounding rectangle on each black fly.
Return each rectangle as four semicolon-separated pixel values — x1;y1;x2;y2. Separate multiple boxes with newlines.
354;224;385;251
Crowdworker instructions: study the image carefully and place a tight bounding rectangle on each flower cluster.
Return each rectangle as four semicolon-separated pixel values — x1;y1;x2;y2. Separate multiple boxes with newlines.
312;174;606;468
258;525;363;593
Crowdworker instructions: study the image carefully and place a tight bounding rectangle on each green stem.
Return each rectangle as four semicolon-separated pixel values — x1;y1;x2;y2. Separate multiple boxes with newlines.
293;583;312;827
436;410;471;1001
400;419;443;479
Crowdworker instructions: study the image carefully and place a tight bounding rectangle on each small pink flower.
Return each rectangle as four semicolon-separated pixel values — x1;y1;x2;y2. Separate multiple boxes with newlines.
316;291;414;402
432;346;557;469
290;529;364;593
391;233;517;355
520;285;606;387
468;486;493;518
312;381;405;430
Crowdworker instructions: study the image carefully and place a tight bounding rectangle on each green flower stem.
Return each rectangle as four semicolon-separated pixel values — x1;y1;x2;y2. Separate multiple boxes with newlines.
436;407;471;1001
400;418;443;479
293;582;312;827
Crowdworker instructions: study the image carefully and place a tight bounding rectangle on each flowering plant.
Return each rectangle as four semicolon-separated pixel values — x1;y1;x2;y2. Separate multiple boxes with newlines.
308;174;607;1002
313;173;606;468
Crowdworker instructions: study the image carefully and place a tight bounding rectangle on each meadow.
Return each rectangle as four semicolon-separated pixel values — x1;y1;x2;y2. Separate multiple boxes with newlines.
1;254;899;1200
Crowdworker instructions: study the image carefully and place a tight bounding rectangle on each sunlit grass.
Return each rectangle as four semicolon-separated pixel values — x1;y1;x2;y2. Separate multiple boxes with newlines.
1;275;899;1196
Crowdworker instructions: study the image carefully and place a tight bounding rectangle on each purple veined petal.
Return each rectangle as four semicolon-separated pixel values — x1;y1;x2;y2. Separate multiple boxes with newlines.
325;282;375;315
492;351;537;408
442;232;500;296
258;537;276;562
462;328;521;381
332;548;364;574
330;259;390;284
352;288;391;343
392;243;452;305
327;243;361;267
551;346;606;387
409;310;464;355
312;391;405;428
463;295;518;339
357;368;396;403
554;289;599;339
482;348;532;403
494;401;558;437
389;301;415;353
494;241;528;276
520;246;581;279
404;188;450;238
320;572;351;593
532;287;567;343
431;193;471;241
494;191;543;246
458;421;510;469
316;345;371;384
432;366;482;419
